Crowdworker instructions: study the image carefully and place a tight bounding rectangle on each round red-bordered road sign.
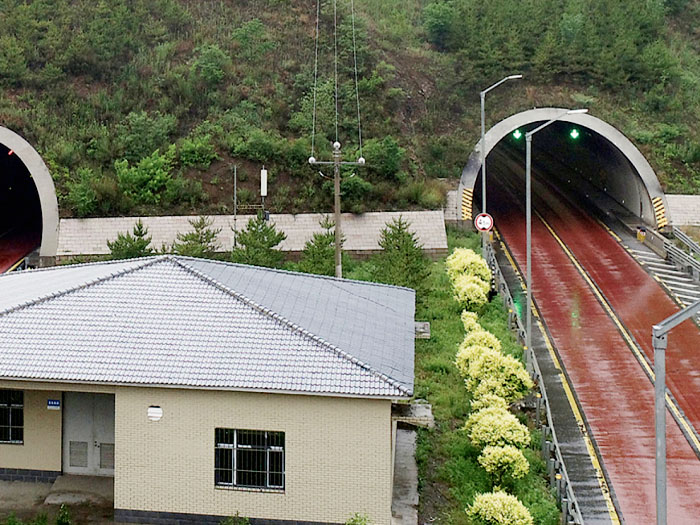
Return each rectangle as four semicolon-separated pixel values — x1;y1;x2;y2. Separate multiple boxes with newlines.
474;212;494;232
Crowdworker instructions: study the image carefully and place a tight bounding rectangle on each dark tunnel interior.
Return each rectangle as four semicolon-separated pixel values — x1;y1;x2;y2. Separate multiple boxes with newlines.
0;143;42;266
473;121;653;225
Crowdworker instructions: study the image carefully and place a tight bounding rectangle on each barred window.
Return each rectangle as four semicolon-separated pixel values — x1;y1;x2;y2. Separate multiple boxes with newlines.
0;390;23;444
215;429;284;490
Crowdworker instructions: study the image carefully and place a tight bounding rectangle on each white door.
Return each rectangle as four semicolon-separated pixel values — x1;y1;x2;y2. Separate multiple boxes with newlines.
63;393;115;476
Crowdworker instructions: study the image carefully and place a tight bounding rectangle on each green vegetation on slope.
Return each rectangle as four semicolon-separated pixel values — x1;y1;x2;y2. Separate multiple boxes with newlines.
413;229;558;523
1;0;699;218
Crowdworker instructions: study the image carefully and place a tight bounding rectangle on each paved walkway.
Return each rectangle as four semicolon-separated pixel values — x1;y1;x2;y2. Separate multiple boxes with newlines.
57;211;447;258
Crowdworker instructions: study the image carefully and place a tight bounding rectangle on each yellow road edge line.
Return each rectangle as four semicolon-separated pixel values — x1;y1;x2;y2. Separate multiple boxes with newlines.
5;258;24;273
495;229;620;524
540;213;700;454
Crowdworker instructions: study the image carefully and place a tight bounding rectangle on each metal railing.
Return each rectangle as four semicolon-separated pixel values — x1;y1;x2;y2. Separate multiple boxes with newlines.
484;241;584;525
644;227;700;281
673;227;700;259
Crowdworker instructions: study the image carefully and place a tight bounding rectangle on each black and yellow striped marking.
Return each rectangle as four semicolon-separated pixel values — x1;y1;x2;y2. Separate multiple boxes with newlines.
461;188;473;221
652;196;669;229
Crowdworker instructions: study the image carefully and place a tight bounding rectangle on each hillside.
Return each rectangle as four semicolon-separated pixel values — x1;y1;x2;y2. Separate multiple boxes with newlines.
0;0;699;219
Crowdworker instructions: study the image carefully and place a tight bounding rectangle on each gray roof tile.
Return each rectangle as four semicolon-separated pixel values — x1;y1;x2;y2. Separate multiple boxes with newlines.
0;256;414;398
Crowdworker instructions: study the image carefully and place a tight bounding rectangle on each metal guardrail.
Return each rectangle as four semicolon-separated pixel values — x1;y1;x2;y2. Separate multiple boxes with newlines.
673;227;700;259
484;241;584;525
644;227;700;281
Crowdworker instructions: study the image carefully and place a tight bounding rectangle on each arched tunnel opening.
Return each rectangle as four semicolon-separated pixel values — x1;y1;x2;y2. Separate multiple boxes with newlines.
0;142;43;271
472;120;658;227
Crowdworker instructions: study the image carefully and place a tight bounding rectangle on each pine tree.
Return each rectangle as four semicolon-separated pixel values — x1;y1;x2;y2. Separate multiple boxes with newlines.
297;216;344;276
231;213;286;268
107;220;154;260
172;216;221;259
374;216;430;296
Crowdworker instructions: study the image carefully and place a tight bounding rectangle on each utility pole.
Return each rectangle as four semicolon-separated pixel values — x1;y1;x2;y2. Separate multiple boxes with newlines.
309;141;364;278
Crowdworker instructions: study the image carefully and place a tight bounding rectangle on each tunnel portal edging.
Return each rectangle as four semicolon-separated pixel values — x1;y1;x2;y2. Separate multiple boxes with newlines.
458;108;670;229
0;126;59;262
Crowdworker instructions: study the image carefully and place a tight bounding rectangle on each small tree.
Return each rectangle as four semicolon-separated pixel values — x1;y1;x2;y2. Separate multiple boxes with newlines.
373;217;430;296
297;216;341;276
172;216;221;259
107;220;154;260
231;213;286;268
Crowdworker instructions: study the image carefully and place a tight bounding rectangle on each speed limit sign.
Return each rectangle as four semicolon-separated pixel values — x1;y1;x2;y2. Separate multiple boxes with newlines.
474;213;494;232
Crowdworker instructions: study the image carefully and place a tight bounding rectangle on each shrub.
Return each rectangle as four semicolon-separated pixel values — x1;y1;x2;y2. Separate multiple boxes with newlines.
115;145;176;205
66;168;97;217
478;445;530;487
341;175;374;209
462;330;501;353
461;311;481;333
446;248;491;283
219;513;250;525
452;273;489;310
464;407;531;449
56;504;72;525
423;2;456;50
363;136;405;180
466;347;533;404
345;514;372;525
108;220;154;260
471;393;509;412
373;216;431;295
117;111;176;163
455;343;489;377
191;44;231;87
179;134;219;169
172;216;221;258
231;213;287;268
466;491;534;525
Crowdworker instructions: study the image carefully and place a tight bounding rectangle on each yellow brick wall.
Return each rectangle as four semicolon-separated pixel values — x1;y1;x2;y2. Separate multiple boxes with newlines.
115;387;394;524
0;389;62;471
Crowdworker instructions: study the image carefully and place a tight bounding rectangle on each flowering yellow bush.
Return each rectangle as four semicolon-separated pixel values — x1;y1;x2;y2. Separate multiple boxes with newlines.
463;330;502;352
478;445;530;486
461;310;481;333
452;273;489;310
464;407;531;449
470;393;509;412
446;248;492;283
455;344;489;377
466;347;534;404
466;491;534;525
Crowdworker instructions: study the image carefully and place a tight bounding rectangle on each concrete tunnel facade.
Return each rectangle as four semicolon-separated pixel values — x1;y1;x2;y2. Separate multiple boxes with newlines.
0;126;59;264
458;108;670;229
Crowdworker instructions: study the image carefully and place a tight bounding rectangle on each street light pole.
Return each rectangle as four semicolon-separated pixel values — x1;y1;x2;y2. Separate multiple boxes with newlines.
524;108;588;358
480;74;523;217
652;299;700;525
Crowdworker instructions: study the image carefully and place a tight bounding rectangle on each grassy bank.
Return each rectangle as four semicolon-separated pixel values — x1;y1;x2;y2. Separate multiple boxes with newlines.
413;228;558;523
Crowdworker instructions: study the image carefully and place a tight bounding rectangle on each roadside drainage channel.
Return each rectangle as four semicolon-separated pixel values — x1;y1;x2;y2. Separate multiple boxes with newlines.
484;239;616;525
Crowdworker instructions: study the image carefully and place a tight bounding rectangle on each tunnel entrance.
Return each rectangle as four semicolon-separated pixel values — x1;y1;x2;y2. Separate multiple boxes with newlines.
458;108;669;229
0;126;59;269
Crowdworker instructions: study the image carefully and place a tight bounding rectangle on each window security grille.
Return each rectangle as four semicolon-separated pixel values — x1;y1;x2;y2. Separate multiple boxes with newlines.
0;390;23;443
215;429;285;490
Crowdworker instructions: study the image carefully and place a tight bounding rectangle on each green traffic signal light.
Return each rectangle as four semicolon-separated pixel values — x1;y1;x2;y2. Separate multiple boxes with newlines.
512;129;523;140
570;128;580;139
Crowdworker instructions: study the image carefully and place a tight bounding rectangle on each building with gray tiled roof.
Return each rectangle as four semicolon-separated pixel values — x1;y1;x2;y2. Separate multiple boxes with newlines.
0;256;415;524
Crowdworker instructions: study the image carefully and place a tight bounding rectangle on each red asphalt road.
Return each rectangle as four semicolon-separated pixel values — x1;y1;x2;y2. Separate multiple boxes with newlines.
534;178;700;433
0;230;38;273
490;180;700;523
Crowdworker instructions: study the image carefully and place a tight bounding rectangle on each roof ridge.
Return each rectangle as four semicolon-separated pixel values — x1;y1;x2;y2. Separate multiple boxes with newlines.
0;255;160;280
0;256;165;318
170;256;412;396
173;255;416;293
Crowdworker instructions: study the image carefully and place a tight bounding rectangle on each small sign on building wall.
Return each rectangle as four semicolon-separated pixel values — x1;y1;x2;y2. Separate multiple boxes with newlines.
47;399;61;410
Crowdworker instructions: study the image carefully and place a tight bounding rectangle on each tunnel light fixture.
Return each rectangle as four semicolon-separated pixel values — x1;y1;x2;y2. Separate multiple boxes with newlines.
566;108;589;115
512;129;523;140
570;128;580;139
